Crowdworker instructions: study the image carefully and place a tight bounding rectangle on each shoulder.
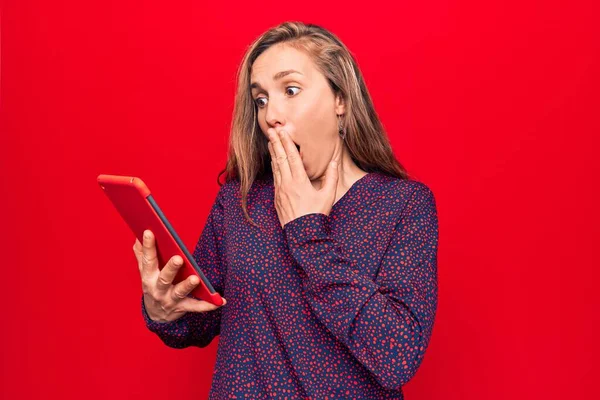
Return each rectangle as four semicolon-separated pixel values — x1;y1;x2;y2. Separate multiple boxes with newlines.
214;176;269;208
217;178;238;198
376;173;434;200
399;180;435;202
377;175;437;215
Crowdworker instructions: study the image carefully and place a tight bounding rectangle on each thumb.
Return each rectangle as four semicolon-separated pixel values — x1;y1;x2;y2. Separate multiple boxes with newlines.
322;158;340;195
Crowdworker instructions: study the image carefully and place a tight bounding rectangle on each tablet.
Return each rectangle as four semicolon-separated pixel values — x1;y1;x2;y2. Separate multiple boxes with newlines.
97;174;224;306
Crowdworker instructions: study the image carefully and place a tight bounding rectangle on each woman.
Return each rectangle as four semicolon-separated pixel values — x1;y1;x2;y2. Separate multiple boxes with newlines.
133;21;439;399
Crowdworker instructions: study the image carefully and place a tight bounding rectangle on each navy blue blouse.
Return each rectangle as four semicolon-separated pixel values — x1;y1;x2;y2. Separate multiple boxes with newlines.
141;171;439;399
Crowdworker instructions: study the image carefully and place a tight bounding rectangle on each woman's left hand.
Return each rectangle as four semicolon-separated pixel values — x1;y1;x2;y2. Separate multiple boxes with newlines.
267;127;342;229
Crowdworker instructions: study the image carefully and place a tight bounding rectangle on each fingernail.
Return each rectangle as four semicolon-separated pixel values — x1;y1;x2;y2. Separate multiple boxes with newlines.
278;130;285;137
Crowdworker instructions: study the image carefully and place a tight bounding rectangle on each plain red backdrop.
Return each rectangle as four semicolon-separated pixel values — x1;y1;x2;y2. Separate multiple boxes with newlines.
1;1;598;399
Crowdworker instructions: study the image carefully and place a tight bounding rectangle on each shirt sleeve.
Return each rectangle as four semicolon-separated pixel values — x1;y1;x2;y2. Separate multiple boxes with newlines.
140;184;227;349
282;182;438;390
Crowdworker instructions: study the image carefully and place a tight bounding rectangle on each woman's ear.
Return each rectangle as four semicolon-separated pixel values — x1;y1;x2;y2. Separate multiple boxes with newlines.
334;92;346;116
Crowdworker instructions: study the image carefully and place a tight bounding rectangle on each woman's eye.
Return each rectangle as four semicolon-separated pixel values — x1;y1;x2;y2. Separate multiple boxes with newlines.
254;86;301;109
255;97;267;108
285;86;301;96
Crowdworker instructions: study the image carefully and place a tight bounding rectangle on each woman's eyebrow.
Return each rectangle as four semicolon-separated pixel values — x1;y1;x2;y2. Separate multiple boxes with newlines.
250;70;303;90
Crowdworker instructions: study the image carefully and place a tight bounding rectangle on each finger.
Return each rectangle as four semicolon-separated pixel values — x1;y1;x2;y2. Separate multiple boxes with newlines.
268;127;292;182
272;159;281;188
133;238;142;265
268;140;283;222
278;129;305;179
272;180;284;226
322;151;340;196
268;141;281;188
156;255;185;293
321;138;343;194
177;296;227;313
141;230;159;276
170;274;201;301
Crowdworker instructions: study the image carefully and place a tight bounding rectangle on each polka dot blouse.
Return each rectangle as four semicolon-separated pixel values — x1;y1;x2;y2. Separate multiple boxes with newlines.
141;171;439;399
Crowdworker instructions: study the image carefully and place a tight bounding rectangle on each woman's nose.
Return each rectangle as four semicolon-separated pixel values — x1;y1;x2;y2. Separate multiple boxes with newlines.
265;100;285;128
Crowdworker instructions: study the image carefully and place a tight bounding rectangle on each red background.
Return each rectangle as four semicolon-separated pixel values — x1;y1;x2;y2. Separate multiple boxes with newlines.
1;1;598;399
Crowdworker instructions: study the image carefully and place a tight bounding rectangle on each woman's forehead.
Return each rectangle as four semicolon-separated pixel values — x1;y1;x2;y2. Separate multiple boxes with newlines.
251;45;315;83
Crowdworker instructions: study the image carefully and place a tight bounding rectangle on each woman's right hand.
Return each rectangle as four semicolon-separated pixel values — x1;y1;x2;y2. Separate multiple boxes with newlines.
133;229;227;323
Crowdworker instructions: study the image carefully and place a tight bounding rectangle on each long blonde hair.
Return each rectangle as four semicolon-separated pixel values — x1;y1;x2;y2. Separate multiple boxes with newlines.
217;21;411;228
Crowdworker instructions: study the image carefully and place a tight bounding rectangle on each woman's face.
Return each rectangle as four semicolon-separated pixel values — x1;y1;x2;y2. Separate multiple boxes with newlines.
251;43;345;179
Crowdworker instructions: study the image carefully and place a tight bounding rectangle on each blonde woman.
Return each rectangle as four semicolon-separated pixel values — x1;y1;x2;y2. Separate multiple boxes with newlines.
133;21;439;399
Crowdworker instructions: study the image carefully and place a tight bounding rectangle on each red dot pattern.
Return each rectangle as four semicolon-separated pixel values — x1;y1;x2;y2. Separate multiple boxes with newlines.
141;171;439;399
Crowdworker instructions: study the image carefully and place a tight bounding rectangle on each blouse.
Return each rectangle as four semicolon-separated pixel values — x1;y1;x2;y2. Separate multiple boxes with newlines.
141;171;439;399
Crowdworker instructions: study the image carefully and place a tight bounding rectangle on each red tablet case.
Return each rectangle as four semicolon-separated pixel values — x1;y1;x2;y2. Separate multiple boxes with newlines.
97;174;224;306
